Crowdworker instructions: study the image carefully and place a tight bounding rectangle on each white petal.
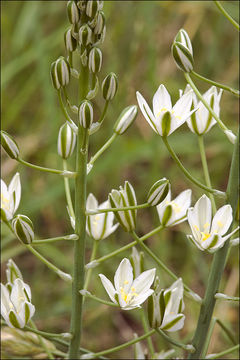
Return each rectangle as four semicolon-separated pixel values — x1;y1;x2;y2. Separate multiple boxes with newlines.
170;189;192;224
172;91;193;119
211;205;232;236
8;173;21;213
114;258;133;294
152;84;172;117
192;195;212;233
136;91;158;133
130;288;154;308
161;313;185;332
187;208;201;243
1;284;11;317
187;234;204;251
86;193;98;211
99;274;117;304
131;268;156;295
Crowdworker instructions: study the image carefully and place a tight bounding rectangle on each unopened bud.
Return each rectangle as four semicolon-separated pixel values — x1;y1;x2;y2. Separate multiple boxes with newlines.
102;72;118;101
147;178;170;206
1;131;20;159
86;0;99;19
172;29;194;72
67;0;80;24
50;57;70;90
114;105;137;135
78;100;94;129
77;0;87;11
64;28;77;52
79;24;92;47
57;122;76;159
6;259;23;284
88;47;102;73
130;247;144;278
12;215;34;244
94;11;105;34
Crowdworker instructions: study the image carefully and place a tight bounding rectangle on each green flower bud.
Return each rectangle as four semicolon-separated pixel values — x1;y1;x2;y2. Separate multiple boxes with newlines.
114;105;137;135
172;29;194;73
1;131;20;159
94;11;105;34
57;122;76;159
102;72;118;100
147;178;170;206
88;47;102;73
64;28;77;52
6;259;23;284
50;57;70;90
86;0;99;19
67;0;80;24
77;0;87;11
78;24;92;47
12;215;34;245
129;247;144;278
148;290;165;328
78;100;93;129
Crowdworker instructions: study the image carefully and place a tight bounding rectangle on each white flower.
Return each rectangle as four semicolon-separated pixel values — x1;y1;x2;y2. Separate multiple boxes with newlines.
99;258;156;310
157;188;192;226
136;84;195;136
1;173;21;221
1;278;35;328
187;195;239;252
186;85;223;134
86;193;118;240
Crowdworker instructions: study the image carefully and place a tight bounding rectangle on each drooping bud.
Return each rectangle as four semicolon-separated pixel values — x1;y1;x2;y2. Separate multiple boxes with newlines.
114;105;137;135
50;57;70;90
78;100;94;129
57;122;76;159
79;24;92;47
67;0;80;24
1;131;20;160
102;73;118;101
88;47;102;73
129;247;144;278
147;178;170;206
94;11;105;34
172;29;194;72
12;215;34;245
64;28;77;53
86;0;99;19
6;259;23;284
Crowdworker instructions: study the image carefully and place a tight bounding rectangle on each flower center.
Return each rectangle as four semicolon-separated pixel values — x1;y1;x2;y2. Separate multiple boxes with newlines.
1;193;10;211
120;283;138;304
166;200;181;213
93;215;100;227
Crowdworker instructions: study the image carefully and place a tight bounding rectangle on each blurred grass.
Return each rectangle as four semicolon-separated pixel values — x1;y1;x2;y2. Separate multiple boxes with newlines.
1;1;239;359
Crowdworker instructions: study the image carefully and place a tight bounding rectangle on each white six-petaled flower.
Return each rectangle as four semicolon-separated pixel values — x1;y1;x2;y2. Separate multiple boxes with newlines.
187;195;239;252
99;258;156;310
136;84;195;136
1;173;21;221
156;188;192;226
86;193;118;241
1;278;35;328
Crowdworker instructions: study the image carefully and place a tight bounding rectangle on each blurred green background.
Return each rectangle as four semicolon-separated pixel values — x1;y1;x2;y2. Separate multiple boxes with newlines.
1;1;239;359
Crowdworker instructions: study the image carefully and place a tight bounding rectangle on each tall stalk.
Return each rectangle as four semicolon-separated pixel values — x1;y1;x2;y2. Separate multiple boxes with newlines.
188;131;239;359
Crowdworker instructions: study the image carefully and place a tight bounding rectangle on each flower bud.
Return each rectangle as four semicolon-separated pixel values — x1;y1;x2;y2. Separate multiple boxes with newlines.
57;122;76;159
77;0;87;11
86;0;99;19
1;131;20;159
129;247;144;278
50;57;70;90
94;11;105;34
67;0;80;24
148;290;165;328
6;259;23;284
12;215;34;244
64;28;77;52
78;100;94;129
114;105;137;135
147;178;170;206
172;29;194;72
79;24;92;47
88;47;102;73
102;72;118;101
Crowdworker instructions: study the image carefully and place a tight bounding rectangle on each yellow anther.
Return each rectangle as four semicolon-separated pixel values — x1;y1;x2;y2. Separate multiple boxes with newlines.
204;223;210;229
194;225;199;231
201;232;211;242
124;280;129;285
166;200;181;213
131;287;136;292
217;221;223;228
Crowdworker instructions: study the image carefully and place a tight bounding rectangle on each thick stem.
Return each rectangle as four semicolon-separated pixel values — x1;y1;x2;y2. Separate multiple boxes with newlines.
188;131;239;359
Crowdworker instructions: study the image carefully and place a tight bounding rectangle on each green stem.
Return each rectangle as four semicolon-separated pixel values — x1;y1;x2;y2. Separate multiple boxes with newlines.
86;203;150;215
162;136;224;197
84;240;99;291
131;231;201;302
188;131;239;359
184;73;228;132
198;135;217;213
26;245;72;282
156;329;195;352
29;320;54;359
140;309;155;357
213;1;240;31
63;160;75;219
89;133;118;165
206;344;240;359
80;329;156;359
32;234;78;245
98;101;109;124
216;318;237;345
201;317;217;358
191;70;239;97
80;290;118;307
17;158;75;177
